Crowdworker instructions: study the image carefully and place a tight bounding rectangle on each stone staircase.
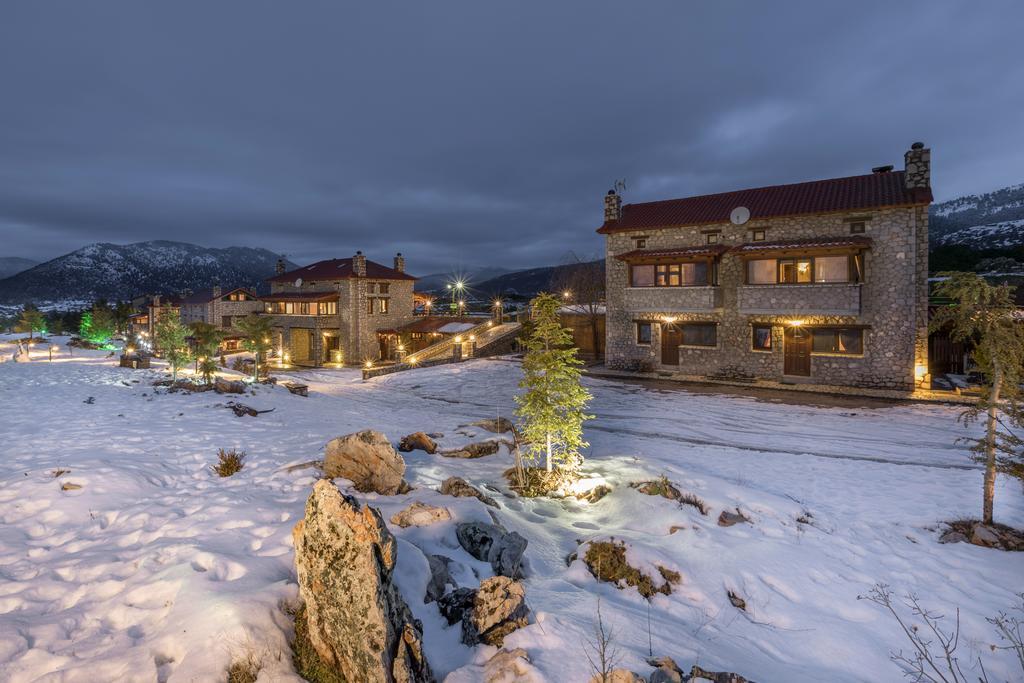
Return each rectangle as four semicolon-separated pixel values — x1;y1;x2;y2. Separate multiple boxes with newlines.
364;320;521;379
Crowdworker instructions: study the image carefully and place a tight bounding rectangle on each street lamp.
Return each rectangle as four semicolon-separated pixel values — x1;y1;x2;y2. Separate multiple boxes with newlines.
49;345;59;362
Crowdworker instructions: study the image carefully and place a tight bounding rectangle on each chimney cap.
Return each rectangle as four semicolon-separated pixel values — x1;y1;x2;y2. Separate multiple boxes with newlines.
872;165;894;173
356;250;362;255
607;189;617;196
396;252;402;256
911;141;925;150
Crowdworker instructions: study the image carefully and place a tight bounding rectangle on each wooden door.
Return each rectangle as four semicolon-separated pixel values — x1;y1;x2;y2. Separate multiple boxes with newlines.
784;326;811;376
661;325;682;365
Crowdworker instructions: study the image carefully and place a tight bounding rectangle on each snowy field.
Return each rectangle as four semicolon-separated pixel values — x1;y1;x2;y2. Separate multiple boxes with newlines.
1;335;1022;682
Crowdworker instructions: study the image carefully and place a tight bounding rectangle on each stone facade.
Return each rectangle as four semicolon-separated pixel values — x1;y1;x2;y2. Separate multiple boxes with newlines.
179;287;263;330
603;145;931;391
264;253;415;366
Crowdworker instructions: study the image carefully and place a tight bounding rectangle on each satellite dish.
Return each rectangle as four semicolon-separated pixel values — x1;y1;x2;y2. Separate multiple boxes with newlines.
730;206;751;225
294;277;303;287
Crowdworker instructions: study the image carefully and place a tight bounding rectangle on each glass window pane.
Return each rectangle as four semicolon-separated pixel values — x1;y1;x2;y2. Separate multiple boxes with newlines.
796;259;812;283
748;259;776;284
683;324;716;346
752;325;772;350
812;329;835;353
839;329;862;353
815;256;849;283
631;265;655;287
637;322;652;344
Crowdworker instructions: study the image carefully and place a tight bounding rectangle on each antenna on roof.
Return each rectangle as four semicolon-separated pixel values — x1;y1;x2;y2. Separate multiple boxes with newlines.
614;178;627;193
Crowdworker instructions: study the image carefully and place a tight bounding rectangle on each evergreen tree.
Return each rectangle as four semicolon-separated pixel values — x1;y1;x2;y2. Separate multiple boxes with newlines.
154;313;190;380
931;272;1024;525
189;321;224;384
235;314;274;381
17;307;45;340
515;293;593;473
79;304;116;345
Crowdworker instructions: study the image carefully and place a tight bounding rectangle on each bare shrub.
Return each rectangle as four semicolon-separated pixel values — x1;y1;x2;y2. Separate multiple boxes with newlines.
583;598;621;682
212;448;246;477
860;584;1024;682
51;468;70;478
583;539;678;599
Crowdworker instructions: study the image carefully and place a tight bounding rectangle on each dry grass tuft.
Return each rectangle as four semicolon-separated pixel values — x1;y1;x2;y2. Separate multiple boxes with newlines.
52;468;70;478
583;539;678;599
632;475;708;515
212;448;246;477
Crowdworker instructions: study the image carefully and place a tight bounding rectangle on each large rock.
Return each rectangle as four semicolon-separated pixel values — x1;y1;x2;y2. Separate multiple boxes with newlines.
970;522;1001;548
648;657;684;683
592;671;646;683
390;502;451;529
455;522;527;578
292;480;433;682
439;476;499;508
399;432;437;454
324;430;406;495
689;665;752;683
717;509;750;527
470;417;516;434
462;576;530;646
214;377;246;394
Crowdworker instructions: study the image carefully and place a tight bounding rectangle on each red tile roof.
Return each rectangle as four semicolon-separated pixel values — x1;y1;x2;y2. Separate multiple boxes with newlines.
267;257;415;283
732;235;872;254
615;245;729;261
598;171;932;233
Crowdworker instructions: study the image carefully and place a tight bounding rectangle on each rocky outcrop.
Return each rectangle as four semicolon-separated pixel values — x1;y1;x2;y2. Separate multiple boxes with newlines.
292;480;433;682
592;670;646;683
439;476;499;508
688;665;753;683
437;577;529;647
455;521;527;579
398;432;437;454
647;656;684;683
469;417;516;434
324;430;406;495
214;377;246;394
940;520;1024;551
390;502;451;528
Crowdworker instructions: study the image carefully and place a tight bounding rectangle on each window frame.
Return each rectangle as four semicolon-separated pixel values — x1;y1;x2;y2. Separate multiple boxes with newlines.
378;297;390;314
751;229;766;242
810;327;865;356
745;254;863;285
704;232;721;245
636;321;652;345
631;261;713;287
679;322;717;348
751;323;772;352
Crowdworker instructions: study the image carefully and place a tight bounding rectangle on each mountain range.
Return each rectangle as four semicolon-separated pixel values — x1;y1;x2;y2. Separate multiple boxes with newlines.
0;241;294;305
2;182;1023;307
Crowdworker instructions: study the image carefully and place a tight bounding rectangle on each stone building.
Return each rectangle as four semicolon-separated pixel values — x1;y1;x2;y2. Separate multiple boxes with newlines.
179;286;263;350
600;142;933;391
263;252;416;366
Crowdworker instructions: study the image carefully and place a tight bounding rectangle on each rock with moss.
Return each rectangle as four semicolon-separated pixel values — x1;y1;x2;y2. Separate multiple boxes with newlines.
582;539;680;599
292;480;433;682
439;476;499;508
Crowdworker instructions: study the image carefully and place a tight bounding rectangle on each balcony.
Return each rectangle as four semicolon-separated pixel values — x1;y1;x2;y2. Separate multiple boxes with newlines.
737;283;862;316
623;286;722;312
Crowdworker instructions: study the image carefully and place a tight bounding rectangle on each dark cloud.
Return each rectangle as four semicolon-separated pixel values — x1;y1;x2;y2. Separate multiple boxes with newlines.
2;1;1022;274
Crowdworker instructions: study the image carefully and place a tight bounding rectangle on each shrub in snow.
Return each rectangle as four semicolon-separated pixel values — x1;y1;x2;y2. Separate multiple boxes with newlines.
212;448;246;477
581;540;679;599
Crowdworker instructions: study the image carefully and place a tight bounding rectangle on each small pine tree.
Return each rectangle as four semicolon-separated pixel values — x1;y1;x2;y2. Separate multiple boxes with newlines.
515;293;593;473
235;314;274;381
189;321;224;385
17;307;45;340
931;272;1024;525
79;304;115;345
154;313;191;380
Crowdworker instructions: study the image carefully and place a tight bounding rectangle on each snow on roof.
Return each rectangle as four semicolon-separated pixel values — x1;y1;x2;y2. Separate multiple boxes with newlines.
436;322;476;334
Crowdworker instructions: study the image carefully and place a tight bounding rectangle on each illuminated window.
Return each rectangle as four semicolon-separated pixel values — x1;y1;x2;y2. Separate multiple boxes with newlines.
815;256;849;283
631;265;655;287
752;324;772;350
747;259;776;284
779;259;812;283
379;298;390;314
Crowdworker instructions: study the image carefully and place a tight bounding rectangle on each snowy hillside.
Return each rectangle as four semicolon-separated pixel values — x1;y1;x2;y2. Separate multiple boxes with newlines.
930;182;1024;246
0;257;38;280
0;241;295;304
0;342;1021;682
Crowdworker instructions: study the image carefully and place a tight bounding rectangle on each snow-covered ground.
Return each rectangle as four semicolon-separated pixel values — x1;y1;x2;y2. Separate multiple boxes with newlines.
1;335;1022;682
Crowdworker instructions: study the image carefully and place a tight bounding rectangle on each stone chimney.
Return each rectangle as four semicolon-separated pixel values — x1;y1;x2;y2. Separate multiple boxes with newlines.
604;189;622;223
152;294;161;306
353;250;367;277
212;286;221;299
904;142;930;190
275;258;286;275
393;252;405;273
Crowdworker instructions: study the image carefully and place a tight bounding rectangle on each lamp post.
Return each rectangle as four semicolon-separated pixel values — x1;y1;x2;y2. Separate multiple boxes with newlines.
493;299;503;325
49;345;58;362
448;279;465;315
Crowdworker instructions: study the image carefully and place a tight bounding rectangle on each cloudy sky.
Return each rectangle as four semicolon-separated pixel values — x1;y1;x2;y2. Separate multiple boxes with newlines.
2;1;1023;274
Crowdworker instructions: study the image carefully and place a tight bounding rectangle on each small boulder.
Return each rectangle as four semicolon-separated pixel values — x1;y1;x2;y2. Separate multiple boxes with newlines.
489;531;528;579
324;430;406;495
717;509;750;527
479;648;538;683
440;476;499;508
399;432;437;454
647;657;684;683
970;522;1001;548
425;554;457;604
60;482;83;491
592;670;646;683
214;377;246;394
390;502;451;528
456;521;505;562
689;664;752;683
437;587;476;625
463;576;529;646
727;589;747;611
471;417;516;434
441;440;503;459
